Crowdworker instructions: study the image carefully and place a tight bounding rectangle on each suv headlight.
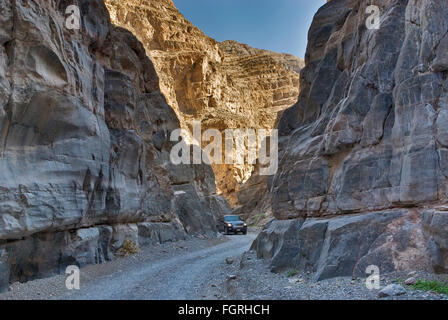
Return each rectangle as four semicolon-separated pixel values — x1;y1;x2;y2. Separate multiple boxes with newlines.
227;223;232;227
243;223;247;227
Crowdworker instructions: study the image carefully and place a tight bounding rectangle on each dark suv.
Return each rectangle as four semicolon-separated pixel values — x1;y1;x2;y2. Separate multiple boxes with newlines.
217;215;247;235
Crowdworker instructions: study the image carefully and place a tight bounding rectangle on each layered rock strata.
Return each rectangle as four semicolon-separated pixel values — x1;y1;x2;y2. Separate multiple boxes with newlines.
0;0;230;291
253;0;448;280
104;0;303;205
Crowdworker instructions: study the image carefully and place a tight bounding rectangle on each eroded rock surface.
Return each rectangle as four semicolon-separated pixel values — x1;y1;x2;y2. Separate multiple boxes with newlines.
0;0;230;289
104;0;303;205
253;0;448;279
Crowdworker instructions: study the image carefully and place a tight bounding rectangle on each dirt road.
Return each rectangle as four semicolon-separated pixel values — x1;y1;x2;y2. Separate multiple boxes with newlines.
1;230;447;300
58;233;256;300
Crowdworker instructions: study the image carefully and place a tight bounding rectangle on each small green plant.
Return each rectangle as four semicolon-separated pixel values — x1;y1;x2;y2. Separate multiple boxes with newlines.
286;269;299;278
250;213;266;226
119;239;140;256
411;280;448;295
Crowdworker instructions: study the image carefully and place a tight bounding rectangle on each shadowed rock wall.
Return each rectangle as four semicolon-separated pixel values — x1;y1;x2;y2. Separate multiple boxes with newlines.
0;0;230;291
253;0;448;280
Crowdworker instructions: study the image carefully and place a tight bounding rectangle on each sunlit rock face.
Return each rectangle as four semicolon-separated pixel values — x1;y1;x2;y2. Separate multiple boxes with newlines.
104;0;304;206
0;0;230;289
253;0;448;280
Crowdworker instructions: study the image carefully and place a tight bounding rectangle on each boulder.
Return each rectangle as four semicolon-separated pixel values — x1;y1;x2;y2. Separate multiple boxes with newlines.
2;227;105;283
98;226;114;262
253;210;431;280
251;218;303;271
404;277;417;286
422;210;448;273
379;284;407;298
63;228;101;268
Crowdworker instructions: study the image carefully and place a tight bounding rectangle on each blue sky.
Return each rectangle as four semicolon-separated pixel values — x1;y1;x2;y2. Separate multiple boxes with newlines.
172;0;326;58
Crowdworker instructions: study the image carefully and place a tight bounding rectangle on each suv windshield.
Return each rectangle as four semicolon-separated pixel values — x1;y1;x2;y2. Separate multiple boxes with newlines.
224;216;240;222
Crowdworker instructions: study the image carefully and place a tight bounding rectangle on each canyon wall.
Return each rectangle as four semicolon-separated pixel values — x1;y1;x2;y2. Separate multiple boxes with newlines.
104;0;303;206
253;0;448;280
0;0;231;291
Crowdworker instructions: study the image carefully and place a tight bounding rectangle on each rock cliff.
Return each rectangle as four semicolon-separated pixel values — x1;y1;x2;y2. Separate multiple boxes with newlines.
0;0;230;291
253;0;448;280
104;0;303;205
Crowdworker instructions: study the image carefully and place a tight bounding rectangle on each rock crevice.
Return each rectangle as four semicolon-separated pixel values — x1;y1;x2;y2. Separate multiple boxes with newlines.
104;0;304;205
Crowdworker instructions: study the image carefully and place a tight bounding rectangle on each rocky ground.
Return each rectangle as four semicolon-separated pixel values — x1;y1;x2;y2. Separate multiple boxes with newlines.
205;250;448;300
1;229;446;300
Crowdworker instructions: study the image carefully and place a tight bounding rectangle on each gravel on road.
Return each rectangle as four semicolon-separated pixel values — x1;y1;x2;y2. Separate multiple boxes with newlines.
2;229;447;300
0;232;255;300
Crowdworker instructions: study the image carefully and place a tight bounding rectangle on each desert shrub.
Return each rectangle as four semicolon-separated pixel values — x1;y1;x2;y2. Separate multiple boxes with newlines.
411;280;448;295
119;239;140;256
286;269;299;278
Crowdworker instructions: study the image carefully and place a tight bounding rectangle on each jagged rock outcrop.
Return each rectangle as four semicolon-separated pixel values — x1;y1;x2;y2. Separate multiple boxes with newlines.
253;0;448;280
104;0;303;206
0;0;230;291
219;40;304;75
233;163;273;225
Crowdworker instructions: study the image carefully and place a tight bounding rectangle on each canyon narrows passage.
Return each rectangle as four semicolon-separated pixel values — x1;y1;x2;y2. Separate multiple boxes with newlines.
0;0;302;290
1;0;448;294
